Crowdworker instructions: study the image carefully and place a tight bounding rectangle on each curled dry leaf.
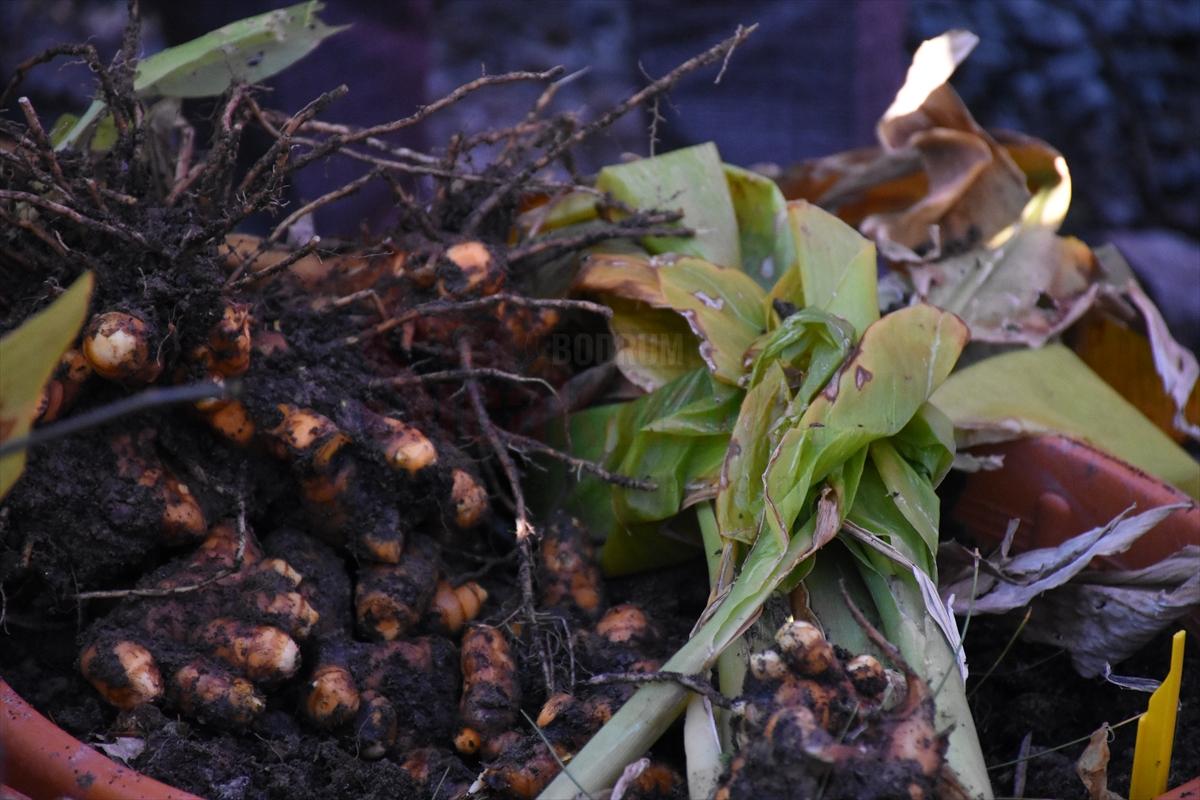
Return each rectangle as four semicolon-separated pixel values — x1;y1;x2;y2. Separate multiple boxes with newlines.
940;504;1186;616
905;132;1100;347
1119;289;1200;441
1076;723;1125;800
785;30;1033;264
869;30;1030;263
940;505;1197;678
1022;546;1200;677
783;29;1197;439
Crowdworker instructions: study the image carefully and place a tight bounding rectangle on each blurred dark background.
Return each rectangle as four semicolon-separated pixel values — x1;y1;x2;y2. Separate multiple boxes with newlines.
3;0;1197;340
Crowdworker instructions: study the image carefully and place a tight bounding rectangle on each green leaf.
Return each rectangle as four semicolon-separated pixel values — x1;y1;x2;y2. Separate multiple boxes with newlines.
715;362;790;543
931;345;1200;498
785;200;880;337
137;1;347;98
57;1;346;150
761;305;968;550
849;458;936;575
554;143;994;797
47;113;79;145
744;307;855;400
611;370;735;525
644;376;742;436
0;273;94;498
556;370;737;575
556;402;624;535
596;142;740;268
517;191;601;235
608;296;707;391
892;402;957;485
724;163;796;289
869;440;942;564
52;102;105;150
88;113;118;152
599;519;703;577
547;310;977;800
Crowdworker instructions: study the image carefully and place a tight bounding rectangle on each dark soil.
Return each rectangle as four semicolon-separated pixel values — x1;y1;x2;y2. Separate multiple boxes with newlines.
965;616;1199;800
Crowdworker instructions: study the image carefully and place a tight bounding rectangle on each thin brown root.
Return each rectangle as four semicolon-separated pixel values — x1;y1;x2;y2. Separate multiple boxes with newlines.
0;190;152;250
508;219;688;264
226;236;322;289
75;500;248;601
236;85;350;195
499;429;656;491
17;98;71;196
269;168;384;243
372;368;555;395
0;44;128;137
462;24;758;234
459;339;555;696
287;68;564;175
343;293;611;346
586;670;732;708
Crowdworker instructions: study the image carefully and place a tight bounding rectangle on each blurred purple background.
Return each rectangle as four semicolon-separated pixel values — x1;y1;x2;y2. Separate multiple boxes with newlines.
2;0;1196;344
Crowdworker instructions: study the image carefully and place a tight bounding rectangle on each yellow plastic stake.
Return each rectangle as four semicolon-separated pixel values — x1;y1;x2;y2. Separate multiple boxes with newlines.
1129;630;1186;800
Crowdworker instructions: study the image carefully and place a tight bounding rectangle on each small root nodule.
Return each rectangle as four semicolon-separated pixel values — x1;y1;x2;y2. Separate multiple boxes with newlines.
80;640;164;710
456;624;519;755
173;660;265;727
450;469;489;529
82;311;163;384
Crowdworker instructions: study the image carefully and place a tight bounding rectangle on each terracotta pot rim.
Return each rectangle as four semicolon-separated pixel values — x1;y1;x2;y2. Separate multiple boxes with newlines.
1156;776;1200;800
952;433;1199;571
0;678;202;800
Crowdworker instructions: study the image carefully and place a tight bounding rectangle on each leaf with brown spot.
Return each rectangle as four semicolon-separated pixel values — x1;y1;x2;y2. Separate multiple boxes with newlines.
575;252;767;388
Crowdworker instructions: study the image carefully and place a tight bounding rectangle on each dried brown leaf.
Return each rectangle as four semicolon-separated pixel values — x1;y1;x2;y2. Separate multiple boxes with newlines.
1076;723;1125;800
1022;546;1200;677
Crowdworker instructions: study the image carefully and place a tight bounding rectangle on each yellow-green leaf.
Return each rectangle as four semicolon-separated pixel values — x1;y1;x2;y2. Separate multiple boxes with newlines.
658;257;768;384
576;253;767;388
596;143;740;268
931;345;1200;498
0;273;94;498
783;201;880;337
762;304;968;550
724;163;796;289
57;1;345;150
716;361;790;543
